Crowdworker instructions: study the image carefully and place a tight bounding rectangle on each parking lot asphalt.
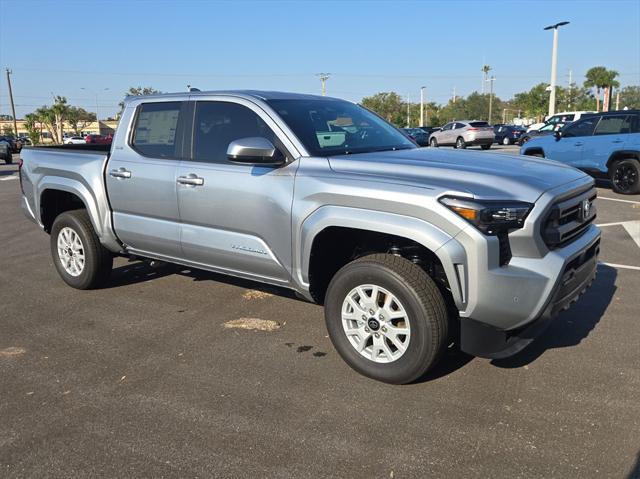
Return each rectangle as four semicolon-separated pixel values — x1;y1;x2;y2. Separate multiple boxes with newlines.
1;153;639;478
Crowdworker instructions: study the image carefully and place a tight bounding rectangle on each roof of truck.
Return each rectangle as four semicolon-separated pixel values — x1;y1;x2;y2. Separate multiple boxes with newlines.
125;90;340;102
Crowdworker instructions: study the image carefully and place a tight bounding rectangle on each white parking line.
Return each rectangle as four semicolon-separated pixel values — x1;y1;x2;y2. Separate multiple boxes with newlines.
598;196;640;205
599;261;640;271
0;175;18;181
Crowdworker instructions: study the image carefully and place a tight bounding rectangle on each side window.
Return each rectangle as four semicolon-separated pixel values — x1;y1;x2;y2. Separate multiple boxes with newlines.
594;115;632;136
131;102;182;158
630;114;640;133
442;123;453;131
193;101;277;163
562;116;599;138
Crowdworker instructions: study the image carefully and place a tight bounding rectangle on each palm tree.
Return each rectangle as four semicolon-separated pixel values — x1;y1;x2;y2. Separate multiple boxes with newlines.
584;66;620;111
481;65;492;93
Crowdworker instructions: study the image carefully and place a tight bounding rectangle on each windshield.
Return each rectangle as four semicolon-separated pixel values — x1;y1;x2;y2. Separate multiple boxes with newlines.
267;99;416;156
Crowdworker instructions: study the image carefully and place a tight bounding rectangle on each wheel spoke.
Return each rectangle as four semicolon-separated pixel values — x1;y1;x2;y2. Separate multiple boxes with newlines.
341;284;411;364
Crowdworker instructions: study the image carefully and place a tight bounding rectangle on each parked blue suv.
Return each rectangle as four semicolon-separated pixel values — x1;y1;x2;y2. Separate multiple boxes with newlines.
520;110;640;194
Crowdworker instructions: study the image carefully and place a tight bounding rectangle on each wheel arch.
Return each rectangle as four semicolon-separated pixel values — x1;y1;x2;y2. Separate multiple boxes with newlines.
606;150;640;170
522;146;545;157
37;178;105;239
297;206;466;306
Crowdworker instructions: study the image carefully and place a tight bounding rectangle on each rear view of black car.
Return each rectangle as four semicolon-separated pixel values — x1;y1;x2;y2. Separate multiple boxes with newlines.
493;125;526;145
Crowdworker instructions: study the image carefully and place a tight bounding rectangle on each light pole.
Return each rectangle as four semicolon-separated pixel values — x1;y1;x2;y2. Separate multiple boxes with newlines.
81;87;109;122
406;93;410;128
544;21;569;117
486;76;495;123
316;73;331;96
420;86;426;127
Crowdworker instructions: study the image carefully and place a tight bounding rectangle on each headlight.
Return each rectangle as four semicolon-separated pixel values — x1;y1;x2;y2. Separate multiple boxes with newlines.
439;196;533;235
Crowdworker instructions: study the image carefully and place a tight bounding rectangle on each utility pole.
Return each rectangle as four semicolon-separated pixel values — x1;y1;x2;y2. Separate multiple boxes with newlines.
486;76;495;123
544;21;570;117
406;93;410;128
5;69;18;137
452;86;457;103
616;89;620;110
316;73;331;96
420;86;426;127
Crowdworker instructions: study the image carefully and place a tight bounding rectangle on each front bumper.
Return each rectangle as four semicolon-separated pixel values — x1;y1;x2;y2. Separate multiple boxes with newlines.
459;231;600;359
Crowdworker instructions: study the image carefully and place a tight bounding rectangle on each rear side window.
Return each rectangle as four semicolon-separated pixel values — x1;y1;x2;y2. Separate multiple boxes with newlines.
131;102;182;158
469;121;489;127
594;115;632;135
562;116;599;138
192;101;276;163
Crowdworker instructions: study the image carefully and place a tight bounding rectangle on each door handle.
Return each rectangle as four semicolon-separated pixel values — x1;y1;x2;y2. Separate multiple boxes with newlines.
177;175;204;186
109;168;131;179
574;142;584;147
612;139;624;144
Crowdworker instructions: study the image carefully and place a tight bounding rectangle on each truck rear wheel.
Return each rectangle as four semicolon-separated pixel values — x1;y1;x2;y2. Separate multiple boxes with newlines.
50;210;113;289
324;253;448;384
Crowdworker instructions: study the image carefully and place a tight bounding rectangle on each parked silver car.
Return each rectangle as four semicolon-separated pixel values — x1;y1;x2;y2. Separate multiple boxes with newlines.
429;120;495;149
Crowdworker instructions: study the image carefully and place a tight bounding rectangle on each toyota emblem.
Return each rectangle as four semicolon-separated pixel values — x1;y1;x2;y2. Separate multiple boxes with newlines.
582;199;591;221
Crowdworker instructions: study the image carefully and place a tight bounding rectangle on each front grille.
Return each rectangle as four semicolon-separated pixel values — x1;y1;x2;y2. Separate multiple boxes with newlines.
542;187;597;249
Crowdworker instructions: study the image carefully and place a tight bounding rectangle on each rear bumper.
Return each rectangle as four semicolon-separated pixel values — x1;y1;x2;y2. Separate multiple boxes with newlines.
460;234;600;359
467;137;494;146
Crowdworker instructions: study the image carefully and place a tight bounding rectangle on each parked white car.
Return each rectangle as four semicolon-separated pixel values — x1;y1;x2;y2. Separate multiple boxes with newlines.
527;111;596;132
64;136;86;145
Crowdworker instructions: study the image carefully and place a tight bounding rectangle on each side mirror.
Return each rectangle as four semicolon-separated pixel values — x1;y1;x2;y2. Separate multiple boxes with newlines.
227;137;284;166
554;131;562;140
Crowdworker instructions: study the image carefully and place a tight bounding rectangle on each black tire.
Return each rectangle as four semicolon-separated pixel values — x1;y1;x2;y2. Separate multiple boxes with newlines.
50;209;113;289
455;137;466;149
4;154;12;164
429;137;438;148
502;136;511;145
610;158;640;195
481;144;491;150
324;254;449;384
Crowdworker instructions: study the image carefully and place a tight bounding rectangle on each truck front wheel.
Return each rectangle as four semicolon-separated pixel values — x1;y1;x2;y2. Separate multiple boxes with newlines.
324;254;448;384
50;210;113;289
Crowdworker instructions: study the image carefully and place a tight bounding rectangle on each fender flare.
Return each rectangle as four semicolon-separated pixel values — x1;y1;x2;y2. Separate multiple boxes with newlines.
36;176;121;252
606;150;640;170
295;206;467;307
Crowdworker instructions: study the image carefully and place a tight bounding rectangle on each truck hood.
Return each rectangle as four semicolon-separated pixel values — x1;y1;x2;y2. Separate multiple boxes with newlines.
327;148;589;203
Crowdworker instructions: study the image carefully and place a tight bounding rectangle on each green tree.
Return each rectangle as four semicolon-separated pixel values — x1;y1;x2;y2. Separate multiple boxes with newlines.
34;96;70;144
24;113;41;145
584;66;620;111
512;83;549;121
0;114;13;121
618;85;640;109
361;92;406;126
2;124;14;135
118;86;161;116
67;106;96;135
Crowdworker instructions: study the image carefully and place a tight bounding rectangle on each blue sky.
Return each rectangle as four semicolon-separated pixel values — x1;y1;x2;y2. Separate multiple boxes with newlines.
1;0;639;119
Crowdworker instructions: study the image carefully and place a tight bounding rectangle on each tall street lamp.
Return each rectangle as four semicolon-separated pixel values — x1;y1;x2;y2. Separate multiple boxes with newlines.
80;87;109;122
544;21;569;117
420;86;426;127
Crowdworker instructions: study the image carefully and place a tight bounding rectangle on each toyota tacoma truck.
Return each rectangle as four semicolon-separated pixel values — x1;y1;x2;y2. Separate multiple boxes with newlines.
20;91;601;384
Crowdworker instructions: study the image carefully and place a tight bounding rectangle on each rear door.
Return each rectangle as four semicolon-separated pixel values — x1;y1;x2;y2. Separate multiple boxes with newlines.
582;114;633;171
106;100;187;258
176;98;297;283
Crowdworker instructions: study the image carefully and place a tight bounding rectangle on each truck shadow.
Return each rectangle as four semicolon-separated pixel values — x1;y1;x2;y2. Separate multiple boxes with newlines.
628;450;640;479
106;259;303;301
490;263;617;369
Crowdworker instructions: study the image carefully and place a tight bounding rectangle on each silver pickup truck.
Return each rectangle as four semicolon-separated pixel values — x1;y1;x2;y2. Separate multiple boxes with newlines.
20;91;601;384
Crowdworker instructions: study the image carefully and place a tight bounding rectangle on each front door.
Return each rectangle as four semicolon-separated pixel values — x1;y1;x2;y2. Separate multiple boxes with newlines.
176;99;296;284
106;101;186;258
548;116;599;167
